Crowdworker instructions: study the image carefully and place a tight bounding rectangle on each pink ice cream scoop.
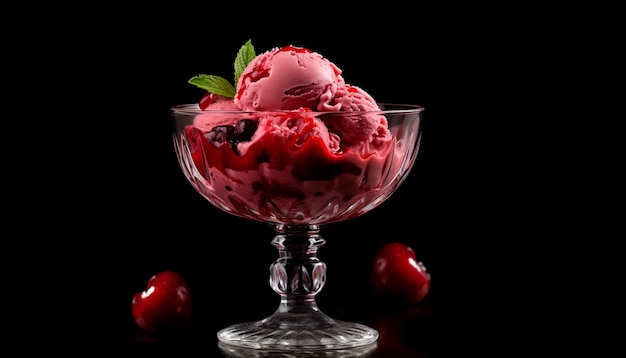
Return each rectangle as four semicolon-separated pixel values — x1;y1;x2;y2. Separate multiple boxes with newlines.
323;85;391;149
234;46;344;112
193;94;240;131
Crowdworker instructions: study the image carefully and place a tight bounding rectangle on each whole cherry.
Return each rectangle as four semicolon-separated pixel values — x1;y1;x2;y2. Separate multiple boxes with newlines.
131;271;192;332
371;242;431;304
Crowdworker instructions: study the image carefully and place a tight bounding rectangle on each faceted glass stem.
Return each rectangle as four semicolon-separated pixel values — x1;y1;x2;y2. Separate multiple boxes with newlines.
216;224;378;351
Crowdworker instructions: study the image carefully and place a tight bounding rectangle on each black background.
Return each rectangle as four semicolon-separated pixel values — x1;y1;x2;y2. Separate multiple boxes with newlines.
10;3;573;356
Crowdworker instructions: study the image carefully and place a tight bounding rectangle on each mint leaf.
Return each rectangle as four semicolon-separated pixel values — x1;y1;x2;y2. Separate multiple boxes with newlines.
188;75;236;98
234;39;256;85
188;39;257;98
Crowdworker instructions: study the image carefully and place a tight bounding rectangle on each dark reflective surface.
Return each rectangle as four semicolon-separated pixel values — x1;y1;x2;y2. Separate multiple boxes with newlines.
218;341;378;357
114;293;443;357
100;225;471;357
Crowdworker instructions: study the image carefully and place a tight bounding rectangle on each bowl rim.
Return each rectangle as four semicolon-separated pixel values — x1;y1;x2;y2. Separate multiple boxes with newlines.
170;103;424;116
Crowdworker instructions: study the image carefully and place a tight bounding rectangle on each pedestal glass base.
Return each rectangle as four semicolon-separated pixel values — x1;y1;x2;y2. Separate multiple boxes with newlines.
217;224;378;351
217;305;378;350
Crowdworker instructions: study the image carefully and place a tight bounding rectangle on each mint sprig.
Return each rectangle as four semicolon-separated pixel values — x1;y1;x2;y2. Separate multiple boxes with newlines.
187;75;236;97
187;39;256;98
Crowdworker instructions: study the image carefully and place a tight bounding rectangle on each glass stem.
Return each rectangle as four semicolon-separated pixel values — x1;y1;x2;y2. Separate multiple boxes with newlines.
269;224;327;316
217;223;378;350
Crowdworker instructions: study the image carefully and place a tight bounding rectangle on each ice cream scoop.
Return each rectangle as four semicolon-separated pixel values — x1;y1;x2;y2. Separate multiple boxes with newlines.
234;45;345;112
324;84;391;149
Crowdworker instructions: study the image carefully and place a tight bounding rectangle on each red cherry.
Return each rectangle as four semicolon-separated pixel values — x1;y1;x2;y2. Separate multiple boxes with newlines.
131;271;192;332
371;242;431;304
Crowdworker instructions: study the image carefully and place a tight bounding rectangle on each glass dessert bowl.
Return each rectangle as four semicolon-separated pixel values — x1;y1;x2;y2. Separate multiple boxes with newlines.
171;103;424;351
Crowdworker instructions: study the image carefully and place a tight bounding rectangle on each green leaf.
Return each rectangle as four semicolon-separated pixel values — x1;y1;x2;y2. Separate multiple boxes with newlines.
188;75;236;98
187;39;257;98
234;39;256;85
